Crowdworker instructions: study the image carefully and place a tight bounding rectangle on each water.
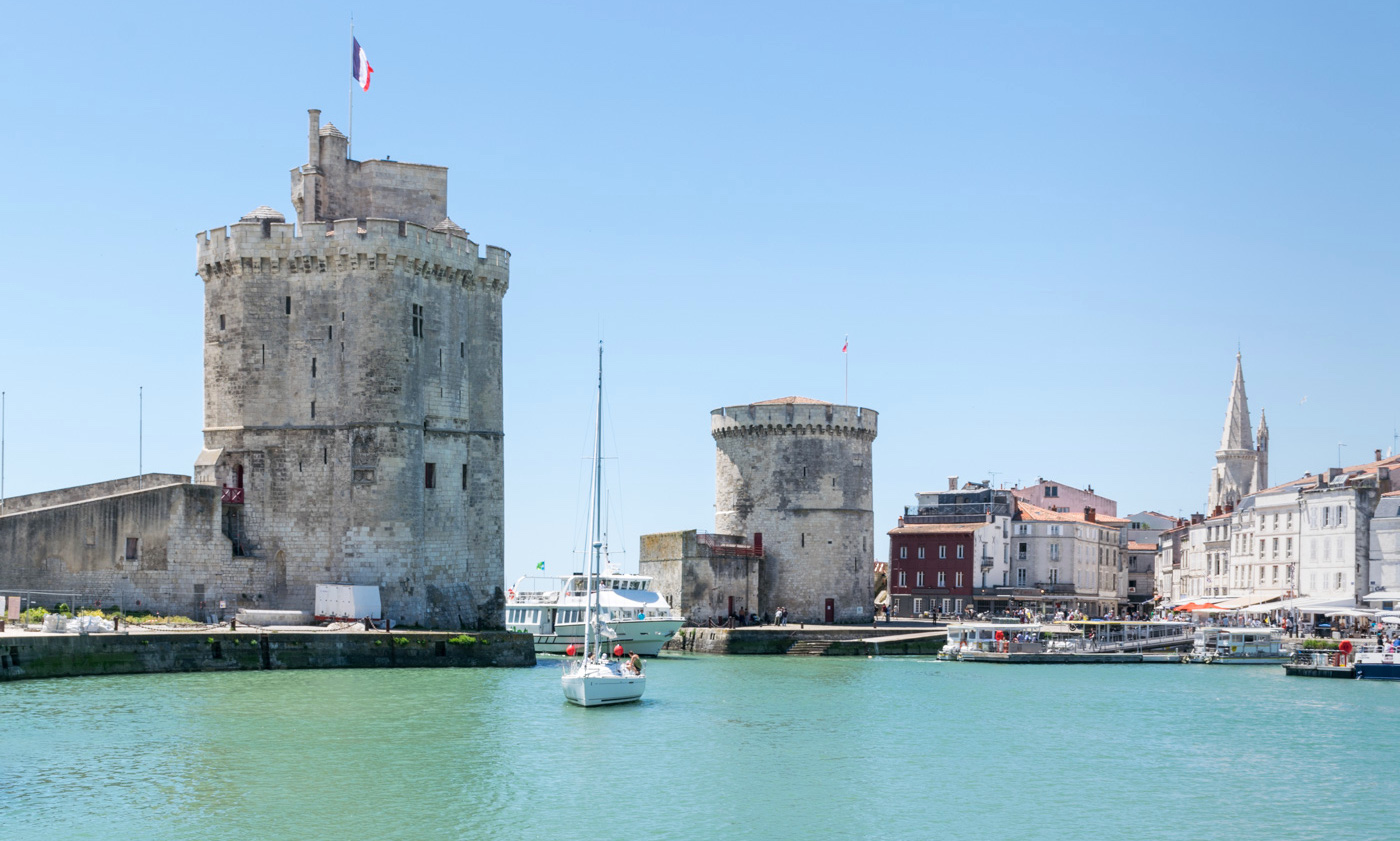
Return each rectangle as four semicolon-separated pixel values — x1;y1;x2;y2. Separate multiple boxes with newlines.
2;656;1398;840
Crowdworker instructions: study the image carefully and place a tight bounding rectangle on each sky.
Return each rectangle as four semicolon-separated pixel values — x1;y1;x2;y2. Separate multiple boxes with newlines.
1;2;1397;586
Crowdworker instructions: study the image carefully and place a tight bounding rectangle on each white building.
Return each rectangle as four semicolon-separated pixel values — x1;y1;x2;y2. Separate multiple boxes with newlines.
1011;502;1124;615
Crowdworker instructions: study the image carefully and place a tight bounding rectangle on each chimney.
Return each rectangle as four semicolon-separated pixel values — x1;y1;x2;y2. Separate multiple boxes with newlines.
1224;502;1234;513
1326;467;1342;485
1380;468;1392;495
752;532;763;554
1084;507;1097;523
1190;513;1204;525
1377;449;1384;462
307;108;321;168
948;476;958;491
1212;505;1223;517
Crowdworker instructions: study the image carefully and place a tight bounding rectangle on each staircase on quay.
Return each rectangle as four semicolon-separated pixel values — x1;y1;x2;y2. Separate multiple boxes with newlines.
786;640;834;656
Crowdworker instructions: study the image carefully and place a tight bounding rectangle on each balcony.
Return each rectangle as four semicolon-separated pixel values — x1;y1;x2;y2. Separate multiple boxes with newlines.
221;486;245;505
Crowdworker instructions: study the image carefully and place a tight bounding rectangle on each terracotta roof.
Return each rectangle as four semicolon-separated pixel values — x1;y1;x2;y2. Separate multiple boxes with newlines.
1140;511;1176;521
1015;500;1123;527
888;522;989;536
751;396;831;406
1126;541;1158;552
1097;515;1129;526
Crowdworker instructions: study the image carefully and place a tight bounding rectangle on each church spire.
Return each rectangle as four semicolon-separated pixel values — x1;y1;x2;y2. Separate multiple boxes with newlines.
1219;351;1254;452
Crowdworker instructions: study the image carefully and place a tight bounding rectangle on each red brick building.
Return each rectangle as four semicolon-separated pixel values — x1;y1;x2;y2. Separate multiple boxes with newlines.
887;522;982;618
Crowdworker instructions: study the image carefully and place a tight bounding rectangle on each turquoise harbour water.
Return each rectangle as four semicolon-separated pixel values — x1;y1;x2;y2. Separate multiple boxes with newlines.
3;656;1398;840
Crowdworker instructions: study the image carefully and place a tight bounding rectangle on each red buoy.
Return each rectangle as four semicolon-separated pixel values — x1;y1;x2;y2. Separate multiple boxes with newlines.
1340;639;1353;654
614;644;625;657
566;644;577;656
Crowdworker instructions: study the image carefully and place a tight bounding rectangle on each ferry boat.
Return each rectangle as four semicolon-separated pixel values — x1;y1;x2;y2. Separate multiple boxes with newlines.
1186;627;1288;664
1353;647;1400;680
507;567;684;657
938;623;1045;659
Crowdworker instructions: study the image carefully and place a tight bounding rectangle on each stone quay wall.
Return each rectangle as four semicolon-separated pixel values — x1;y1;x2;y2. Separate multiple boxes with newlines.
667;626;944;656
639;530;761;625
712;403;877;624
0;630;534;682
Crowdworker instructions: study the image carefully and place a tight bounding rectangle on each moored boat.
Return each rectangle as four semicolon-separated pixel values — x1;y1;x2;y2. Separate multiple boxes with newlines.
507;568;683;657
1354;647;1400;680
1186;627;1289;664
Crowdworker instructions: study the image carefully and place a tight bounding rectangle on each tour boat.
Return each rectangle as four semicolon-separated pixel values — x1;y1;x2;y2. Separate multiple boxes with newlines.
1186;627;1288;664
939;623;1045;659
560;342;646;707
507;568;683;657
1353;647;1400;680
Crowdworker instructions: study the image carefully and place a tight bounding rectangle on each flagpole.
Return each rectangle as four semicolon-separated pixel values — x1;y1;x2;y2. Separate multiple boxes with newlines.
348;17;354;159
844;335;849;405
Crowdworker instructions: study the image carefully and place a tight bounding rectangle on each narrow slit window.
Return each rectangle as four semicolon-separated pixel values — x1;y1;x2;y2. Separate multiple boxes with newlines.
311;357;317;378
412;304;424;338
219;314;226;331
460;342;465;358
310;401;316;419
424;462;437;489
323;447;328;464
285;296;291;315
328;325;333;340
461;464;469;490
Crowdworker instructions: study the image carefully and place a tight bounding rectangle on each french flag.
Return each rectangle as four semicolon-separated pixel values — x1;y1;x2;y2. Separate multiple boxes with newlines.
352;38;373;92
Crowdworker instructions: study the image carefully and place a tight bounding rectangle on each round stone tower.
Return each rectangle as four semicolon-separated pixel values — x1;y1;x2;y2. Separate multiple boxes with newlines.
193;110;508;629
711;397;877;624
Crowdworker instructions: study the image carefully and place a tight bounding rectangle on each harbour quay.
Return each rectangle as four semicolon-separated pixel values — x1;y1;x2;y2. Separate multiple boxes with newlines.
0;626;535;683
667;623;945;656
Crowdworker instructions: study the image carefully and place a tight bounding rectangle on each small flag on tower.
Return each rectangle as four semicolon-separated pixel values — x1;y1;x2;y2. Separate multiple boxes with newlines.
842;336;848;353
352;37;373;92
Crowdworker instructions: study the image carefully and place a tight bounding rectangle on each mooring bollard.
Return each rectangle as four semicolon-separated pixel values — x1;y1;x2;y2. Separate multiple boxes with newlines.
230;617;237;631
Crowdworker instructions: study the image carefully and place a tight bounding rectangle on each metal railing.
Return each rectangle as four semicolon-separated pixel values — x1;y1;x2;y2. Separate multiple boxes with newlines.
221;486;245;504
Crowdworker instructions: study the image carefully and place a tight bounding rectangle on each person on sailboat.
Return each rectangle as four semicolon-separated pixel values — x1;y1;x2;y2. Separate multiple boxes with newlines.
626;651;643;674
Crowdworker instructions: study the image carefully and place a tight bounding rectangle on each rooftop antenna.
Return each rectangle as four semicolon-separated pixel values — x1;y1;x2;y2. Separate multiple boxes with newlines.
989;470;1001;489
1337;442;1346;469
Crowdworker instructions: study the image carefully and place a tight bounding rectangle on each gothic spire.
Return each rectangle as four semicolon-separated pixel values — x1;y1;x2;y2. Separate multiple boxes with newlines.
1219;351;1254;452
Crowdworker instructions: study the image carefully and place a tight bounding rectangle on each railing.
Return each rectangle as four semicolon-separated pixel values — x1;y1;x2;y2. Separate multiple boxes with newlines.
1035;583;1075;594
695;532;763;558
221;486;244;504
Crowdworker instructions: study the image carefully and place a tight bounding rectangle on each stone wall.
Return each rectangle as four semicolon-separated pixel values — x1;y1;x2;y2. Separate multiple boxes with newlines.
1;474;190;515
0;629;534;682
0;482;234;615
639;530;760;624
192;112;510;630
712;402;877;624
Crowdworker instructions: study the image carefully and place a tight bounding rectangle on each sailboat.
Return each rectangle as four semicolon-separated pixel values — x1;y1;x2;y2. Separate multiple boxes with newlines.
561;342;646;707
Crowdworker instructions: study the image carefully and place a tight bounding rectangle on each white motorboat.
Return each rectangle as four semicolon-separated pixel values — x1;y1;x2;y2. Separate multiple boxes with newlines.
507;567;683;656
1186;627;1288;664
560;342;645;707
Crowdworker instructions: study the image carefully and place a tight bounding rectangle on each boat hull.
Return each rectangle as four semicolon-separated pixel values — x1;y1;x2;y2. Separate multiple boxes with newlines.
1355;655;1400;681
561;663;646;706
531;619;683;657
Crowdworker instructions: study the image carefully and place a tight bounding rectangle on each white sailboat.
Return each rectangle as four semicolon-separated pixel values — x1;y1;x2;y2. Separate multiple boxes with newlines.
561;342;646;707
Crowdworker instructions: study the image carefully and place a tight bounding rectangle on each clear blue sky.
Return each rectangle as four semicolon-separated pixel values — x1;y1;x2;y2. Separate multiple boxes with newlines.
2;2;1397;585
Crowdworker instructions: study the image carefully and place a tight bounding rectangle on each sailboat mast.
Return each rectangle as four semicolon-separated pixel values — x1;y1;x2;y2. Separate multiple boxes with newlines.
585;342;605;661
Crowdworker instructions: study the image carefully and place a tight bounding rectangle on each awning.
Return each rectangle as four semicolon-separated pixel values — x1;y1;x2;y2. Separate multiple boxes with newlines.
1247;596;1360;615
1362;590;1400;603
1215;592;1286;610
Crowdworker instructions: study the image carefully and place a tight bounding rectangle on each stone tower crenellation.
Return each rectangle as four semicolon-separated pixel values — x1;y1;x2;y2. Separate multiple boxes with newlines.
193;109;509;628
711;397;877;623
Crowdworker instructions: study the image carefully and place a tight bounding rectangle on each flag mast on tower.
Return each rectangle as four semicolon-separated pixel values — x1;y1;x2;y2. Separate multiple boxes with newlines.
349;22;373;157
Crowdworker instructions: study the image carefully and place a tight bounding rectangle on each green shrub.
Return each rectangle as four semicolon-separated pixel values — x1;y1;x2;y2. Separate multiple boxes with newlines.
374;639;384;646
54;603;71;616
447;634;478;646
20;607;48;624
1302;639;1341;650
394;637;410;646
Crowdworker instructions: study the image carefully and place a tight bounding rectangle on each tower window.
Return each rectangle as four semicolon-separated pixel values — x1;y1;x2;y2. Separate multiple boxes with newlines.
311;358;317;378
125;537;139;560
328;325;333;340
412;304;424;338
261;344;265;365
439;348;443;369
424;462;437;489
285;296;291;315
462;464;469;490
460;342;465;358
310;401;316;419
219;314;226;330
323;447;328;464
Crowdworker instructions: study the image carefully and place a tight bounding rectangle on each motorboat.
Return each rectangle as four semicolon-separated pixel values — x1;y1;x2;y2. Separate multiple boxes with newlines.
507;567;683;656
1186;627;1288;664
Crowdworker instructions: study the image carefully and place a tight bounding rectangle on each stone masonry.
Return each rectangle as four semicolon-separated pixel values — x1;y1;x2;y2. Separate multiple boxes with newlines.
195;110;510;629
712;397;878;623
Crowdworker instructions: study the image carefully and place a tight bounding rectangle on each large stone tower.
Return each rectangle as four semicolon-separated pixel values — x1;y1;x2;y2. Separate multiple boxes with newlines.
712;397;877;623
1208;352;1268;511
193;110;509;628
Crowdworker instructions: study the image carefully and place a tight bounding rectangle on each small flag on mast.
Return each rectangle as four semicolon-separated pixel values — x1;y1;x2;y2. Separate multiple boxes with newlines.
842;336;848;353
352;38;373;92
536;561;546;571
